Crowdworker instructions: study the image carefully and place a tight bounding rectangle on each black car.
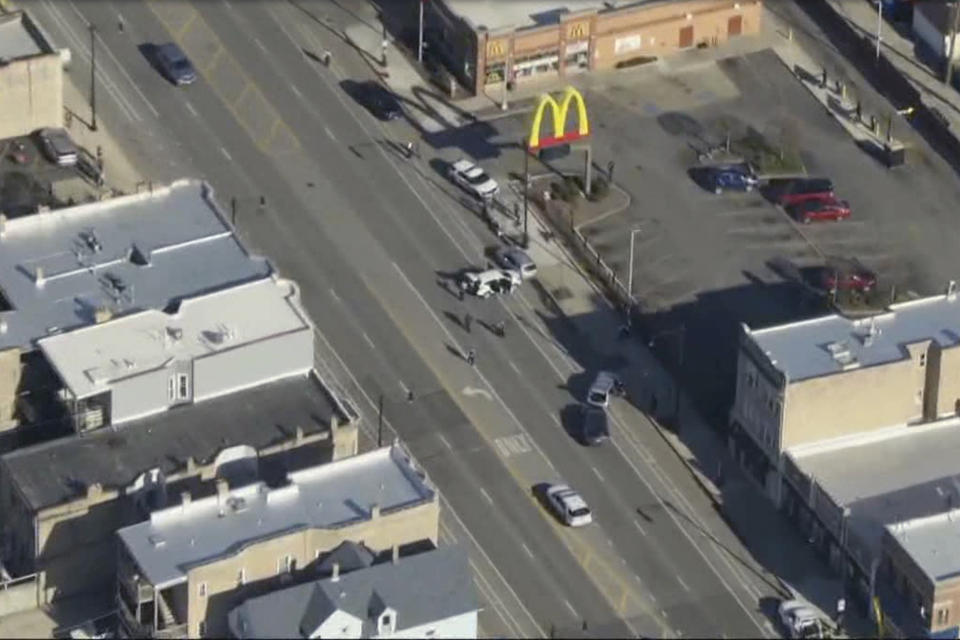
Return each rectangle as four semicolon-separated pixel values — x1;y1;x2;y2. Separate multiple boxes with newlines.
579;405;610;446
155;43;197;86
359;82;403;121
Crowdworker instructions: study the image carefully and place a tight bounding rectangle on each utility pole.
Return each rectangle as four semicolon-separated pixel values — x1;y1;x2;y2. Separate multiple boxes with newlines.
945;0;960;86
418;0;425;63
378;394;385;447
89;23;98;131
522;139;530;248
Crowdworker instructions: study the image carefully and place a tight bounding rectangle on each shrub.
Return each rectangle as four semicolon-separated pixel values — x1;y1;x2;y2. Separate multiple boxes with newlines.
589;177;610;201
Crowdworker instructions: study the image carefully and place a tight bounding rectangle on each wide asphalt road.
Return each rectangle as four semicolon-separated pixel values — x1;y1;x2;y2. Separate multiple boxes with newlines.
28;0;778;637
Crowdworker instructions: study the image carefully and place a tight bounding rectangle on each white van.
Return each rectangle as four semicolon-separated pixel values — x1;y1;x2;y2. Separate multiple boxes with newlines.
457;269;521;298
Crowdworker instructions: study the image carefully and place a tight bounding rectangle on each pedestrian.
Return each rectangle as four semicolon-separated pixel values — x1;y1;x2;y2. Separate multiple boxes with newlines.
323;50;332;67
464;313;473;333
404;142;414;159
835;597;846;631
495;321;505;337
458;286;464;302
407;389;415;403
118;16;125;32
466;348;476;366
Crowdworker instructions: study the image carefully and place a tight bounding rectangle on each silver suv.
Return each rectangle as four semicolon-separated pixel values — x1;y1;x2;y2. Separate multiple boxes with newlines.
586;371;616;409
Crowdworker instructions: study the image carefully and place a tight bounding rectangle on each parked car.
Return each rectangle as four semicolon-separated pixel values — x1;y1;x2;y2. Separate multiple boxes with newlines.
788;196;851;223
705;165;758;194
155;42;197;85
448;159;499;200
579;405;610;446
586;371;617;409
778;599;826;639
771;177;835;206
545;484;592;527
493;247;537;279
813;258;877;293
357;82;403;120
457;268;520;298
38;127;78;166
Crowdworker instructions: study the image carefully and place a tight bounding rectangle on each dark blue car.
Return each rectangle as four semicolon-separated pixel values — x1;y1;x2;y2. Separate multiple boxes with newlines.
706;166;758;194
156;43;197;86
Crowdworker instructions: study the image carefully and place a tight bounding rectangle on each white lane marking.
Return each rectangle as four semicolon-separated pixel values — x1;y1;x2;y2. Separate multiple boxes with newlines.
254;37;267;52
397;380;410;394
521;543;535;559
328;288;341;303
508;360;521;374
223;0;237;12
310;326;541;637
634;520;647;536
649;592;657;602
563;599;579;618
292;86;304;99
361;331;376;350
437;433;453;451
462;386;493;400
591;466;605;482
220;146;233;162
479;487;494;505
184;100;199;118
677;575;691;592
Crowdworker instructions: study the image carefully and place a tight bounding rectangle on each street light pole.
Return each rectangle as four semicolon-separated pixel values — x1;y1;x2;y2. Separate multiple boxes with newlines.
89;23;98;132
418;0;425;64
378;393;385;447
627;228;641;300
875;0;882;62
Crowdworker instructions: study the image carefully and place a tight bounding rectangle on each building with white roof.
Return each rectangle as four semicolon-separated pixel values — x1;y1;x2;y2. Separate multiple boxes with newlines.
0;9;64;138
38;275;313;429
0;179;271;432
115;445;439;639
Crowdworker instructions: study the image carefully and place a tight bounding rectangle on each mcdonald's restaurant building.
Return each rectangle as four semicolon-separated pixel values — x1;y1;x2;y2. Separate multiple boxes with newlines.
426;0;763;96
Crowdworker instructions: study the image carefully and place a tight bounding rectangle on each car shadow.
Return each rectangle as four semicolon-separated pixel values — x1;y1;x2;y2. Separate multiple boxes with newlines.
559;403;584;445
687;166;716;193
137;43;160;75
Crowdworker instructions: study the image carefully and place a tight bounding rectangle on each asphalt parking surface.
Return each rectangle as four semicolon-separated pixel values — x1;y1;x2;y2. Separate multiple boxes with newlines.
482;47;960;422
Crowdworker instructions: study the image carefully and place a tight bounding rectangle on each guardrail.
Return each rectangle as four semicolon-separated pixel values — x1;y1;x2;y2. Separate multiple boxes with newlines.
0;571;37;591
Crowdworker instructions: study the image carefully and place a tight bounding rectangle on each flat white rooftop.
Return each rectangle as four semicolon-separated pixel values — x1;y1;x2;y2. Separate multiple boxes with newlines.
443;0;614;32
0;11;53;61
790;420;960;569
887;509;960;584
118;446;435;589
37;277;311;399
0;179;271;352
748;291;960;382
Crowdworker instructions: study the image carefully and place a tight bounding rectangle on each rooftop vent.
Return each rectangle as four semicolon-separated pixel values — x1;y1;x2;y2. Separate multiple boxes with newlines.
129;244;150;267
226;496;247;513
148;535;166;548
860;318;881;347
79;229;102;254
826;340;858;368
166;326;183;342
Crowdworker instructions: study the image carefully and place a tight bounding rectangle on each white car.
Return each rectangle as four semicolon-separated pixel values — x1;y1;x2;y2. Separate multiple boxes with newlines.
546;484;592;527
448;158;499;199
457;268;520;299
778;599;825;639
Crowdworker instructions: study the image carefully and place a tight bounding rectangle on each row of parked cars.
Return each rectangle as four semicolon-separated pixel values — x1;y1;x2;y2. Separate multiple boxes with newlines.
704;166;850;223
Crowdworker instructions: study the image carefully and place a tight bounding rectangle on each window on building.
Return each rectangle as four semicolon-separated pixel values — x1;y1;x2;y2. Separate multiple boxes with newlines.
177;373;189;399
167;376;176;401
198;621;206;638
937;606;949;625
278;554;295;574
198;582;207;597
920;353;927;367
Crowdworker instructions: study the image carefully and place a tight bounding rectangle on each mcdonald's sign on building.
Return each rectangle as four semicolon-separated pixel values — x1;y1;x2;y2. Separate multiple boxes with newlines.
527;86;589;150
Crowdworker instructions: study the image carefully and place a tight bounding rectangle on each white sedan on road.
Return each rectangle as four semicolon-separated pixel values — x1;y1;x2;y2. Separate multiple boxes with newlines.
448;158;499;200
546;484;592;527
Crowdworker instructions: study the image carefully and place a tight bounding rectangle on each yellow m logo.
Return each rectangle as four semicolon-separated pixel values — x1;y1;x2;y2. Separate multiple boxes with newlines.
569;23;586;40
528;86;590;150
487;41;504;58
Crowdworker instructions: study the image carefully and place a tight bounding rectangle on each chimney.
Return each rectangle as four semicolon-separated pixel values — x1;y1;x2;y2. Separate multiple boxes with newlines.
370;503;380;519
216;479;229;498
331;562;340;582
949;280;958;301
185;457;197;474
392;545;399;565
35;266;45;287
181;491;192;507
330;415;339;430
295;426;304;444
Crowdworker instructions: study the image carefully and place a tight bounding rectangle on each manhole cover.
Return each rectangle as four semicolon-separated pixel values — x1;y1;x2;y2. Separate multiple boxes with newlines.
552;286;573;301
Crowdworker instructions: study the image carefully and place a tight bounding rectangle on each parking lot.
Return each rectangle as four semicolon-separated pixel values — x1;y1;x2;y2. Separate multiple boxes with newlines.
469;46;960;421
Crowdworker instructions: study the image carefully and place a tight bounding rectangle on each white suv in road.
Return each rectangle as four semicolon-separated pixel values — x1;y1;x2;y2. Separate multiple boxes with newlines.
546;484;592;527
448;158;499;200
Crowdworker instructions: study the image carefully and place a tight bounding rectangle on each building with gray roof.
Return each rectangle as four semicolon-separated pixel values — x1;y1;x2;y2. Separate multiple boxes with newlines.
0;179;270;353
0;371;358;606
227;545;477;639
115;445;440;639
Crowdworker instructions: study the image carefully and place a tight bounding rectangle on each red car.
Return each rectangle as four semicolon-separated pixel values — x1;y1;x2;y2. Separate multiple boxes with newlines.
788;196;851;223
816;259;877;293
773;177;835;207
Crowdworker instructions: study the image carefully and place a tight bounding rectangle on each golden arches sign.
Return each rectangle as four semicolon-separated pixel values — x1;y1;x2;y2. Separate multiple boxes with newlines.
487;40;505;58
568;22;586;40
527;86;590;150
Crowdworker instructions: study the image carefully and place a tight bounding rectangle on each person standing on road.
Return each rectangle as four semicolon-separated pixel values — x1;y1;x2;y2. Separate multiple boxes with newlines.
466;348;476;366
494;321;505;337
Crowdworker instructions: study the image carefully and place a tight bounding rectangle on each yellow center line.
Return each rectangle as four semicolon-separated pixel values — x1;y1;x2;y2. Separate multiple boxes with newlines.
203;45;224;76
175;10;198;40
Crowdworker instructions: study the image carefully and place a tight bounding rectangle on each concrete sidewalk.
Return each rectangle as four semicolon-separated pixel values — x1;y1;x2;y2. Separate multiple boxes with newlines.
827;0;960;132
